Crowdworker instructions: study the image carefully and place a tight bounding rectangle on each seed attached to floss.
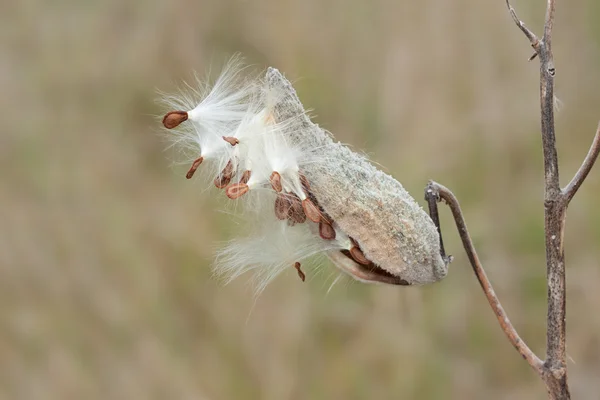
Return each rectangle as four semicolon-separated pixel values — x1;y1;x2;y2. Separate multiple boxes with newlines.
186;156;204;179
269;171;282;192
214;160;235;189
225;183;249;199
288;193;306;223
319;219;336;240
239;170;252;184
222;136;239;146
294;262;306;282
214;175;232;189
302;199;321;223
162;111;188;129
274;193;291;220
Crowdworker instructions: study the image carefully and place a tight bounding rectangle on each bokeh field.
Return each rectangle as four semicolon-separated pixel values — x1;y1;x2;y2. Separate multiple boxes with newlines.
1;0;600;399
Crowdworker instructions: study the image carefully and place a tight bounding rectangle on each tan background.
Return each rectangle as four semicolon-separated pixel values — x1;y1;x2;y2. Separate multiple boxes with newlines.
2;0;600;399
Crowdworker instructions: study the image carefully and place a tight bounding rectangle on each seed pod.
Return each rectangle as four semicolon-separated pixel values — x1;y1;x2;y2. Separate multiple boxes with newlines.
265;68;447;285
162;60;448;291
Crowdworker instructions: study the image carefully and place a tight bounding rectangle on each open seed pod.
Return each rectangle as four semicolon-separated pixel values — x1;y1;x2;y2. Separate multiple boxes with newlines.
160;59;448;291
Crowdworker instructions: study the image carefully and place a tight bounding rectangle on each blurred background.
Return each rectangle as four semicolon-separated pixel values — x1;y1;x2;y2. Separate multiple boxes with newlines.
1;0;600;399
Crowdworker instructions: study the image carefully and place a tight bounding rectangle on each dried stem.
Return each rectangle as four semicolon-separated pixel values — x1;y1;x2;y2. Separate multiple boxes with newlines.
563;123;600;203
440;0;600;397
506;0;569;397
505;0;540;49
426;182;544;373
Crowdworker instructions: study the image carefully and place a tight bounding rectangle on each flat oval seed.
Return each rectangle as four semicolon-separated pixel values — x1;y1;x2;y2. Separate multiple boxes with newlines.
274;194;291;220
222;160;234;178
302;199;321;223
214;160;235;188
186;156;204;179
239;170;252;184
319;220;336;240
222;136;239;146
288;194;306;223
226;183;249;199
270;171;282;192
162;111;188;129
299;173;311;191
350;246;371;266
214;175;232;189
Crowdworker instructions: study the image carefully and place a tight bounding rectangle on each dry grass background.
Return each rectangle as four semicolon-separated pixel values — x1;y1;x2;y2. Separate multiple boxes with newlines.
1;0;600;399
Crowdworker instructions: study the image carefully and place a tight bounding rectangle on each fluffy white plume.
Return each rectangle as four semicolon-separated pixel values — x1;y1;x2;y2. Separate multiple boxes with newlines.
215;216;350;294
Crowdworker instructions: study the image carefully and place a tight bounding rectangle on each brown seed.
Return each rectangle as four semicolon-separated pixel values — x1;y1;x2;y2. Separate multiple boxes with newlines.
222;136;239;146
288;194;306;223
185;156;204;179
350;245;371;266
274;193;291;220
162;111;188;129
299;173;311;191
225;183;249;199
239;170;252;184
319;220;336;240
214;175;232;188
270;171;282;192
302;199;321;223
222;160;234;177
214;160;235;188
320;212;333;226
294;262;306;282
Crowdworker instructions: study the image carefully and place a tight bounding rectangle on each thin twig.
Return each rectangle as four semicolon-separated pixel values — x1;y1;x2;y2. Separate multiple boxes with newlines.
426;181;544;373
544;0;556;42
505;0;540;49
563;123;600;203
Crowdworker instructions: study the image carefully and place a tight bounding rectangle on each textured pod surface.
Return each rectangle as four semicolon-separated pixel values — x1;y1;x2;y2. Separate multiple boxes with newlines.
266;68;446;284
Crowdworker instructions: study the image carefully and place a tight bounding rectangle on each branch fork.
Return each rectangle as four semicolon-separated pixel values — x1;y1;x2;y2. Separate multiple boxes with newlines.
427;1;600;398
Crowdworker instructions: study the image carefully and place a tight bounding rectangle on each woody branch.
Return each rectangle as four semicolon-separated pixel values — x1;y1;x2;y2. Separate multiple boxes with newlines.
425;1;600;399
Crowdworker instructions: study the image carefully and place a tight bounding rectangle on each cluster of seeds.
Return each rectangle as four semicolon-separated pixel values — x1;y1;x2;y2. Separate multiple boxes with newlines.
160;59;375;287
